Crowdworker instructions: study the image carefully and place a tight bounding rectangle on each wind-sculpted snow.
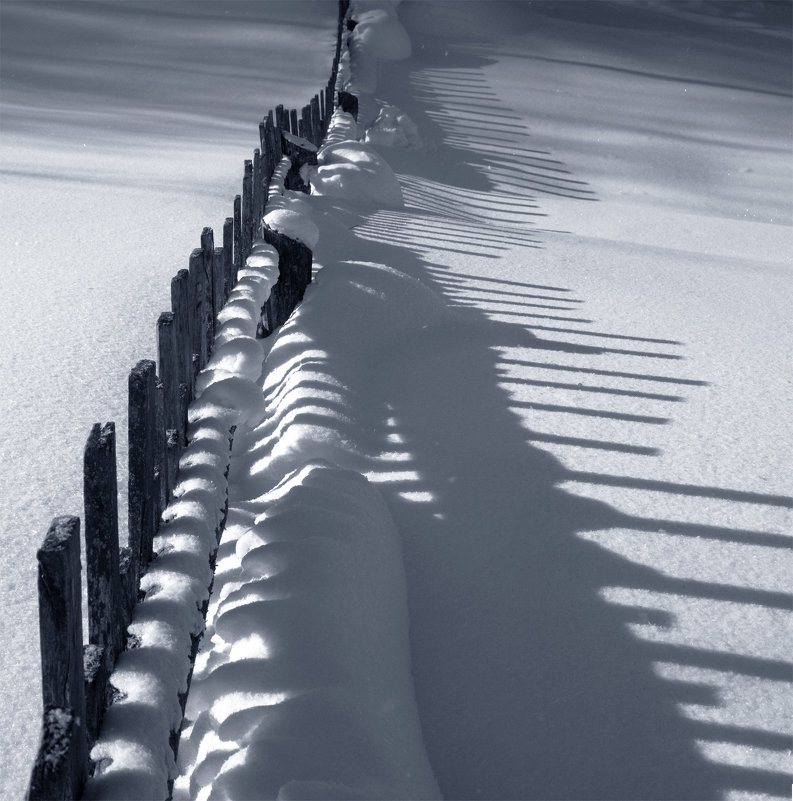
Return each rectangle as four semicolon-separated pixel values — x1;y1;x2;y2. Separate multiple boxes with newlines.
84;246;279;799
175;463;439;801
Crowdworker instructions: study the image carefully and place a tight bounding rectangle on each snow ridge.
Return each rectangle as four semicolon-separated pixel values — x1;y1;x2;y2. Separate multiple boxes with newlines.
84;245;280;799
174;3;442;799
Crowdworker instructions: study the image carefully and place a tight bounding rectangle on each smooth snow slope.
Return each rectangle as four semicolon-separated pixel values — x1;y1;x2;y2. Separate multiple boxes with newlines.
181;1;790;799
0;3;335;799
366;3;793;798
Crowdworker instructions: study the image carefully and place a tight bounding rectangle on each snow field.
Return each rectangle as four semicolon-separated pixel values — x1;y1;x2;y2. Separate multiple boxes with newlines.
0;4;337;797
63;0;793;799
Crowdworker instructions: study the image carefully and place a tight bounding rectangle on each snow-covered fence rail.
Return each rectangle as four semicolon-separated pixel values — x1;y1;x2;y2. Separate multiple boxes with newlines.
26;3;350;799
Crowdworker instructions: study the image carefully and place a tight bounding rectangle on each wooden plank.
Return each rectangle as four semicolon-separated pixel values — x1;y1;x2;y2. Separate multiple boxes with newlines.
259;120;270;182
128;359;157;584
261;223;313;334
188;249;206;374
253;148;262;236
233;194;242;284
157;312;178;439
266;110;282;163
84;423;122;658
170;270;191;437
28;516;87;801
290;108;298;137
242;161;253;265
222;217;234;299
311;95;322;146
200;227;215;352
212;246;225;333
83;423;120;747
154;378;166;518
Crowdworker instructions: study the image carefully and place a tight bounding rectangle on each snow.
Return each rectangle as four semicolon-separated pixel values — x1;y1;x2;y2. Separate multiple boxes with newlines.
4;0;792;799
263;209;320;251
181;1;790;799
0;3;335;799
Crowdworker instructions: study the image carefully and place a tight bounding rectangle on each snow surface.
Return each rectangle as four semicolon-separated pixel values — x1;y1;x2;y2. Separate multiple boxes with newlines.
177;1;790;799
0;3;335;799
4;0;792;799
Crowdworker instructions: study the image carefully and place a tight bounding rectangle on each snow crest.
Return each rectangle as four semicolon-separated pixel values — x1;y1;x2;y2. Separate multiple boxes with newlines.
174;3;441;799
84;245;279;800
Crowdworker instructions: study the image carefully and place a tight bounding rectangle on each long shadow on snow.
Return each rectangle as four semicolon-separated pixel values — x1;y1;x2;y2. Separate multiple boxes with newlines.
312;19;791;801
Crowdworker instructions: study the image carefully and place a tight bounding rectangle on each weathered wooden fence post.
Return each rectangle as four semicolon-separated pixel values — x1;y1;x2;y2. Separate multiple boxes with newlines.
233;195;242;283
260;224;313;335
83;422;121;745
200;228;216;354
253;149;263;237
157;311;181;495
222;217;234;298
311;95;322;146
27;516;87;801
128;360;157;603
170;269;192;439
242;161;253;264
188;249;207;375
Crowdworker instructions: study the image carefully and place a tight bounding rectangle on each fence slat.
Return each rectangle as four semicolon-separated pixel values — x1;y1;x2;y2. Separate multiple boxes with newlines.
170;269;192;436
83;423;120;746
253;149;262;236
129;359;157;587
212;247;225;328
233;195;242;283
222;217;234;300
188;249;206;374
311;95;321;146
28;516;87;801
154;378;166;518
158;312;178;440
84;423;122;658
242;161;253;264
290;108;298;137
200;228;215;352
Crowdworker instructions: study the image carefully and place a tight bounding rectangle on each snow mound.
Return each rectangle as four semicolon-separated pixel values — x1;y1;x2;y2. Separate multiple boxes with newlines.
364;102;422;149
309;141;403;207
174;462;440;801
350;6;411;61
263;208;320;250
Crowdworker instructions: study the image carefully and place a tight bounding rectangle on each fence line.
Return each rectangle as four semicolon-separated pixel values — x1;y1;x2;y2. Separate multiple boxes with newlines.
27;2;351;798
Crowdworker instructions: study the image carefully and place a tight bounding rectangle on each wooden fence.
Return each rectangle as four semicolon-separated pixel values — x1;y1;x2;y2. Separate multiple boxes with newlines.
26;2;351;799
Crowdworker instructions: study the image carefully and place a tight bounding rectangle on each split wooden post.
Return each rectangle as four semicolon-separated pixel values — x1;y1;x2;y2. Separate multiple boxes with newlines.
27;516;87;801
259;120;274;183
212;246;225;328
275;103;287;132
83;422;121;743
261;223;313;334
170;269;192;435
188;249;206;374
290;108;299;137
222;217;234;299
242;161;253;264
339;91;358;119
253;149;262;236
157;310;181;489
311;95;322;146
128;359;157;594
154;379;167;518
233;195;242;285
200;228;215;352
